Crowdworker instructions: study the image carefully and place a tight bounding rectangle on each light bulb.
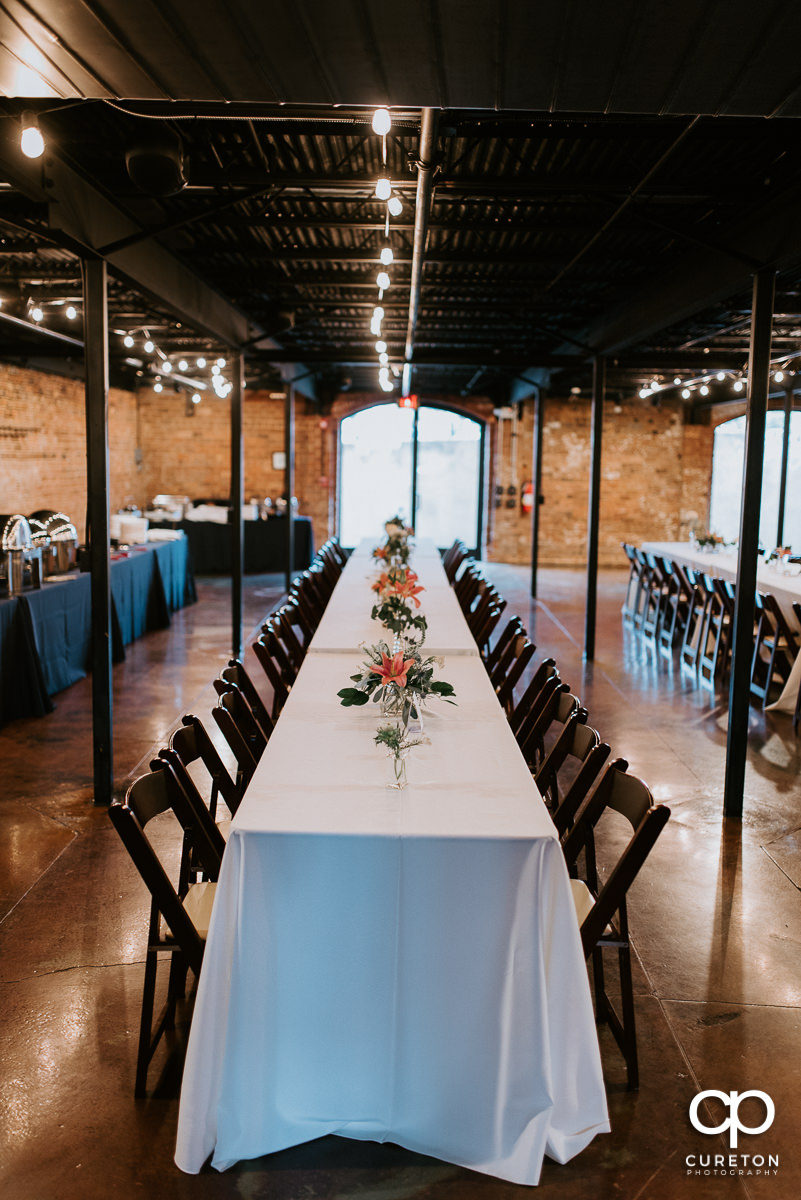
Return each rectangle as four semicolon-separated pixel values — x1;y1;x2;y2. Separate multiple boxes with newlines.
372;108;391;136
673;377;682;386
376;271;390;290
197;357;206;368
379;352;389;365
31;306;43;322
178;359;188;372
20;114;44;160
380;246;394;265
123;334;134;348
65;305;77;321
192;393;201;404
375;177;392;201
638;387;650;399
373;306;384;322
681;388;691;399
212;364;220;375
217;357;226;367
154;382;163;393
387;195;403;217
734;379;745;392
699;384;709;396
375;339;387;354
144;339;154;353
716;371;726;381
774;370;784;382
380;377;394;392
162;361;172;373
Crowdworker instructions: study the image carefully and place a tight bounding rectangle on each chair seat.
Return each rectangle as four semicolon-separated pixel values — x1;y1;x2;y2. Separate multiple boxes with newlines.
570;877;599;928
182;880;217;939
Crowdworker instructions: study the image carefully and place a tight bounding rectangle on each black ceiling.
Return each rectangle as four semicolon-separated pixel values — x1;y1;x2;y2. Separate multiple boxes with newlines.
1;2;801;406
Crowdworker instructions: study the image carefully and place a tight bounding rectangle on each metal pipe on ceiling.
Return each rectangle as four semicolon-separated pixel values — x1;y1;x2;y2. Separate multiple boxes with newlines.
402;108;439;399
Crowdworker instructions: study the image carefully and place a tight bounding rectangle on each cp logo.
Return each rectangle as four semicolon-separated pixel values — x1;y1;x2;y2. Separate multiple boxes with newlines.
690;1090;775;1149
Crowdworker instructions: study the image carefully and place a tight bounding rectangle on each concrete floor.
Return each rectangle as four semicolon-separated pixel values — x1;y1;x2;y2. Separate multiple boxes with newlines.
1;564;799;1199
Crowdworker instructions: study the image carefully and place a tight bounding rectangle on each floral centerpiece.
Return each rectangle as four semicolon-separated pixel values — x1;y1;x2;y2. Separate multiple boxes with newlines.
337;640;456;726
374;722;429;789
371;565;427;639
372;514;414;566
692;526;725;550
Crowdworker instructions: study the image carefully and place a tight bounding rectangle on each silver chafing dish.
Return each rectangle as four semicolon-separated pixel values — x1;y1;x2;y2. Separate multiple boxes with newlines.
146;494;190;522
1;514;43;594
29;510;79;576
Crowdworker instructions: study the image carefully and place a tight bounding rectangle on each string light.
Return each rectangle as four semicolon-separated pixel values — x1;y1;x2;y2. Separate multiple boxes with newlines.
375;339;387;354
217;357;226;368
774;369;785;382
191;393;201;405
716;371;726;381
375;178;392;201
20;112;44;159
162;361;172;373
681;388;691;399
673;377;682;386
65;305;77;321
178;359;188;372
144;339;154;353
372;108;391;136
30;306;43;322
154;381;163;393
197;357;206;368
387;195;403;217
733;379;745;392
376;271;391;290
380;246;394;266
123;334;134;348
699;384;709;396
379;352;389;365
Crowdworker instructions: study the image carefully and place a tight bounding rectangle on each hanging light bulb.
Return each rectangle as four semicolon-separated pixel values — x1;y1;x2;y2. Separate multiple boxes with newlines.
212;364;221;375
387;195;403;217
123;334;135;348
197;356;206;369
144;339;154;353
20;112;44;160
716;371;726;382
681;388;691;399
733;379;745;392
370;317;382;336
379;352;389;365
191;393;201;405
774;369;785;382
154;381;163;393
30;305;43;322
380;246;394;266
178;359;188;372
699;384;709;396
638;387;651;399
373;306;384;323
162;361;172;373
217;357;226;368
372;108;392;136
673;377;682;386
375;178;392;201
376;271;391;290
65;305;77;321
375;339;387;354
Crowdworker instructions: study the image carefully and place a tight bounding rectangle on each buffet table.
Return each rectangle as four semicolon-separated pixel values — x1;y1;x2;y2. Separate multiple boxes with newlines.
0;537;195;728
149;515;314;574
175;541;609;1183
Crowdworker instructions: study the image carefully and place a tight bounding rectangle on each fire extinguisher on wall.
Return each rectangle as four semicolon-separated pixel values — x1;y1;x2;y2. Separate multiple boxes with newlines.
521;480;534;514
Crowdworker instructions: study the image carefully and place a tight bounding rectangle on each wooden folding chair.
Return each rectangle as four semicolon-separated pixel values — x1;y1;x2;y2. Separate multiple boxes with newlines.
534;712;611;837
168;713;243;820
109;767;218;1097
561;760;670;1090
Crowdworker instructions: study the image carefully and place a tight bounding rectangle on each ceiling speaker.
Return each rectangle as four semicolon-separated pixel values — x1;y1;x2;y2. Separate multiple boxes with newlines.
125;129;187;196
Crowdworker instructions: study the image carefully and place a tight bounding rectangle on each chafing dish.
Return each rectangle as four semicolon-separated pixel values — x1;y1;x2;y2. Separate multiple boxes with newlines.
29;510;79;576
147;494;190;521
1;513;43;594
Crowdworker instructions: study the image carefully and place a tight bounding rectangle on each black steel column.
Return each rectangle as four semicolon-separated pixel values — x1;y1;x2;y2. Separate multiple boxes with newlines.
284;384;295;594
530;389;544;598
230;352;244;659
776;384;793;547
410;404;420;530
724;267;775;819
82;259;113;805
584;356;605;661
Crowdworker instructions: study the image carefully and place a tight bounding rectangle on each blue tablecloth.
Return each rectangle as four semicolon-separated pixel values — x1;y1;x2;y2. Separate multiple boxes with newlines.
0;537;196;727
150;516;314;574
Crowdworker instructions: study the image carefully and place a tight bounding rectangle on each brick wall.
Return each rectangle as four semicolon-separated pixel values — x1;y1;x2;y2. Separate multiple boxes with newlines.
0;362;717;567
0;363;139;540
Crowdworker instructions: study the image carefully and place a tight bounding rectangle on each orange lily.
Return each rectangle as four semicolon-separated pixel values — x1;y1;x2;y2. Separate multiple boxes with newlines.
391;579;426;608
375;650;416;688
372;545;388;559
371;572;390;593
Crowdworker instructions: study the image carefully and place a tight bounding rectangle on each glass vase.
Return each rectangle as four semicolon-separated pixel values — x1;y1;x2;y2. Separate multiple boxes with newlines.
387;749;409;790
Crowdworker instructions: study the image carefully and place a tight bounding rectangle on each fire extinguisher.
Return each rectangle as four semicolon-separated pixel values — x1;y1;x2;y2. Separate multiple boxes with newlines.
521;480;534;514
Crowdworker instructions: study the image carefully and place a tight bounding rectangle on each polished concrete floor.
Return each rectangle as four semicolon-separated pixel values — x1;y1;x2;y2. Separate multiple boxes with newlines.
1;564;799;1199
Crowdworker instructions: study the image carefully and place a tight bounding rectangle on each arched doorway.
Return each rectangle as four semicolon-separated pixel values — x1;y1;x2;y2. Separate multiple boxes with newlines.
339;402;485;552
709;410;801;549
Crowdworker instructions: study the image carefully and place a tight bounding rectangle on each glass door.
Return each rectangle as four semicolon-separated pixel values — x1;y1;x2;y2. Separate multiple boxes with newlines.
414;406;483;552
339;404;414;548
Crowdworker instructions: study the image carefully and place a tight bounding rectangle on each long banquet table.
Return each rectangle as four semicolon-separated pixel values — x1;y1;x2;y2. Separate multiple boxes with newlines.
175;538;609;1182
641;540;801;713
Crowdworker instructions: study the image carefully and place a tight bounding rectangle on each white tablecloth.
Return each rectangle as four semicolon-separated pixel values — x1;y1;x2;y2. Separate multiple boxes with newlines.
641;542;801;713
175;622;609;1180
309;537;479;657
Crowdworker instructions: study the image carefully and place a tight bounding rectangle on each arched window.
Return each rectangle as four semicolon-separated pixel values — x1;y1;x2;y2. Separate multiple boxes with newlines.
339;403;485;551
709;410;801;550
